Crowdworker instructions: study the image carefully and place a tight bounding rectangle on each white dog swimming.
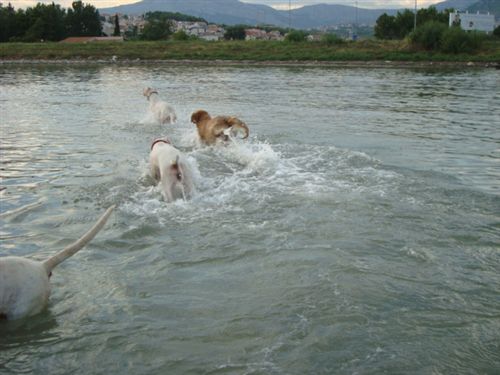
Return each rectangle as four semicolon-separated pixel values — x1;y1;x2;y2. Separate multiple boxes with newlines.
0;206;115;321
143;87;177;125
149;138;194;202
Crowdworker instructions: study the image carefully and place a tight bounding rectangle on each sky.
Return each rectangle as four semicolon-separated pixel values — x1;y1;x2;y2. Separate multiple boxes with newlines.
7;0;445;11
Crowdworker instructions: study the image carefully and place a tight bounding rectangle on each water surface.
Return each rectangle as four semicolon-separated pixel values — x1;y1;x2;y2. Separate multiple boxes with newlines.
1;64;499;374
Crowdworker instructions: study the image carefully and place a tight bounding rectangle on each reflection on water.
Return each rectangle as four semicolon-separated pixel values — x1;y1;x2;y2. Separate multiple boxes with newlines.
0;64;499;374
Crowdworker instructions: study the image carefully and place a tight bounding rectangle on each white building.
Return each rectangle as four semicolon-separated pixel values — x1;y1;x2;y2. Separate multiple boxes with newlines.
449;11;495;33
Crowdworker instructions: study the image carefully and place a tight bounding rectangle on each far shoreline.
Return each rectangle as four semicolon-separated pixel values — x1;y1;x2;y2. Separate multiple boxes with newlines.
1;58;499;69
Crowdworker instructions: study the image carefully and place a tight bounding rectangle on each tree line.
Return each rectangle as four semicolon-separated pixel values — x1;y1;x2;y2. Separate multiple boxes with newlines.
0;1;102;42
374;6;500;53
374;7;452;40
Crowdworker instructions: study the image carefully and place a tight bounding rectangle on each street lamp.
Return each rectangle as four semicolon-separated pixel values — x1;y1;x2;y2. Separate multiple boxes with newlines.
289;0;292;30
414;0;417;31
355;0;358;40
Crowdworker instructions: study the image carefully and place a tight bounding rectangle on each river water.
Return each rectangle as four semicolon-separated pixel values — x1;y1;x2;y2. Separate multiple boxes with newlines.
0;63;499;374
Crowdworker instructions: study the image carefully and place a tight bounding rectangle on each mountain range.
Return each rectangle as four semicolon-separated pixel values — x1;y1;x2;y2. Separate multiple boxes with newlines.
100;0;497;29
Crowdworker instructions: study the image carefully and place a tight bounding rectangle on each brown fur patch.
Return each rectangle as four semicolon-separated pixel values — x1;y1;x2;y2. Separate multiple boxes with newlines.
191;110;249;145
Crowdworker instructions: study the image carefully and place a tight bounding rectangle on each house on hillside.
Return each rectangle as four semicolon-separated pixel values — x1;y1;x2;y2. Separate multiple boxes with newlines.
175;21;208;36
268;30;284;41
449;11;495;33
174;21;224;41
100;14;146;37
245;28;269;40
245;28;284;41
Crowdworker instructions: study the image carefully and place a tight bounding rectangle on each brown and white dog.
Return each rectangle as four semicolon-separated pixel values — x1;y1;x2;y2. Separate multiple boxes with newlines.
143;87;177;125
190;110;249;145
149;138;194;202
0;206;115;321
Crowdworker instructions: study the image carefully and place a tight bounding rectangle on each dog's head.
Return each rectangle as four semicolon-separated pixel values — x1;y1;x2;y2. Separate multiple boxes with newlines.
143;87;158;99
191;110;211;124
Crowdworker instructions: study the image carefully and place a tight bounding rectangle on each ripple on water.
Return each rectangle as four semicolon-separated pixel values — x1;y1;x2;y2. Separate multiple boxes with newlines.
1;65;499;375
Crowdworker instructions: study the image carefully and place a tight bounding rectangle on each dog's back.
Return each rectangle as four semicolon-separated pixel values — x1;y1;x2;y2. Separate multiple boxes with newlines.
191;110;248;145
150;141;193;202
0;257;50;320
144;88;177;124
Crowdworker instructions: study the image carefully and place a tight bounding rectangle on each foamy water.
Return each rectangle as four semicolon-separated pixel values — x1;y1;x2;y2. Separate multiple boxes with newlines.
1;64;499;374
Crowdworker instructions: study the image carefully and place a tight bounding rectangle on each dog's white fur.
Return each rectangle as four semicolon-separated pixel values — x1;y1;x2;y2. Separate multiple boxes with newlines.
143;87;177;125
0;206;115;321
150;139;194;202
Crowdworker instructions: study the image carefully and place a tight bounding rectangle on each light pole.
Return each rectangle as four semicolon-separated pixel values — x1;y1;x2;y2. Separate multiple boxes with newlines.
289;0;292;30
355;0;358;40
414;0;417;31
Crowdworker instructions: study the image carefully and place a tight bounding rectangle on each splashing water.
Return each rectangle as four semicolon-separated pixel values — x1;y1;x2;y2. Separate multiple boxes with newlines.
1;64;499;375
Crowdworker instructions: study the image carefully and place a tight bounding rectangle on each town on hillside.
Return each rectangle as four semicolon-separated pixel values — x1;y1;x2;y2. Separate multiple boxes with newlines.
98;9;497;42
100;14;290;41
0;1;497;45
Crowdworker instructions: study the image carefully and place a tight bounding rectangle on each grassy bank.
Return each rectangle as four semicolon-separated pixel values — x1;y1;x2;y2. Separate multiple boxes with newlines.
1;39;499;63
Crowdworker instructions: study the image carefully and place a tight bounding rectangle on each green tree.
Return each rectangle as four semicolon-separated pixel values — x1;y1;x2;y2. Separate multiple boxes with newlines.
322;33;345;45
172;30;190;41
374;13;396;39
113;14;120;36
24;17;45;41
409;21;447;50
285;30;307;42
0;3;17;42
494;25;500;38
141;12;173;40
66;1;102;36
375;6;452;40
440;27;485;53
124;25;138;40
394;9;415;38
23;3;66;41
224;25;246;40
9;7;31;41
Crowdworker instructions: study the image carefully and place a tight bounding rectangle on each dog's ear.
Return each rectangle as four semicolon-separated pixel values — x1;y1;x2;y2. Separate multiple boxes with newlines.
191;110;209;124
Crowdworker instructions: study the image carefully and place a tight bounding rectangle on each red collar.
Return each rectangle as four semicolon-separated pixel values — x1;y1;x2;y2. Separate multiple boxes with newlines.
151;138;172;150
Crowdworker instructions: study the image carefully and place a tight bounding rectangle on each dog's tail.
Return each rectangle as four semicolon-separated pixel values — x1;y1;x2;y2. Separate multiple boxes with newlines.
42;205;115;273
215;117;249;139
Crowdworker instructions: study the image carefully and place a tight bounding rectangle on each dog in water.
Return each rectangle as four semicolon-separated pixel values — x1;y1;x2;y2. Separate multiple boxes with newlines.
149;138;194;202
143;87;177;125
0;206;115;321
190;110;249;145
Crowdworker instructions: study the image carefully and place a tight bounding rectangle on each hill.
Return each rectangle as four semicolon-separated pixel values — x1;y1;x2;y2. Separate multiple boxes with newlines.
435;0;499;18
100;0;395;28
467;0;500;19
100;0;288;26
434;0;478;11
100;0;499;29
287;4;397;29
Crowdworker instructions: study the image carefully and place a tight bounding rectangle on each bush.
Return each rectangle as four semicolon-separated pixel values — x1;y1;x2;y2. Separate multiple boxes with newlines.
440;27;485;53
409;21;447;50
285;30;307;42
224;25;246;40
172;30;189;41
493;25;500;38
322;33;345;45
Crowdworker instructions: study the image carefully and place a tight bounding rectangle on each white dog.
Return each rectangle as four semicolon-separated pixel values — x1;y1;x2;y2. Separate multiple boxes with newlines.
143;87;177;125
150;138;194;202
0;206;115;321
